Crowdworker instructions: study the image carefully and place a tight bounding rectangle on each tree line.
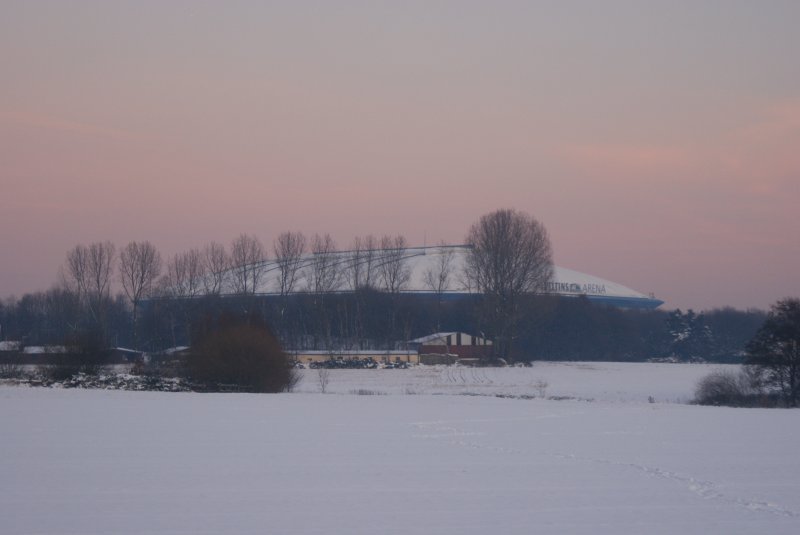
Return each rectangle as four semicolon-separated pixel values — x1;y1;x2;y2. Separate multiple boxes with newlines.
0;209;772;363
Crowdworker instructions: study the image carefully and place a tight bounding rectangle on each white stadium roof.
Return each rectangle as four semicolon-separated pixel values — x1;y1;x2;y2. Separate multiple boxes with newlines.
222;245;662;309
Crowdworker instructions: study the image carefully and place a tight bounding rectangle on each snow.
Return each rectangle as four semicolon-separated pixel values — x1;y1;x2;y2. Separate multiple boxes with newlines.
0;340;21;351
2;363;799;534
20;345;67;354
408;331;461;344
295;361;725;403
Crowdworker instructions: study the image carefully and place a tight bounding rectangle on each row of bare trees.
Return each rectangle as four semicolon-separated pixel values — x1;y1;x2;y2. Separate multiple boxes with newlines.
275;233;419;296
40;209;556;358
160;232;446;299
53;232;451;349
60;234;466;308
61;240;161;348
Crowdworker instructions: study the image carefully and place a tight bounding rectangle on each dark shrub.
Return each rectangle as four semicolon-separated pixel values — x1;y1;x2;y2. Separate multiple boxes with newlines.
0;353;24;379
44;329;111;380
694;368;765;407
186;322;292;393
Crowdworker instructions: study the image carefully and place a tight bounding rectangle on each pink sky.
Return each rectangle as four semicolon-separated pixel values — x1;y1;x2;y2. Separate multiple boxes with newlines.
1;1;798;310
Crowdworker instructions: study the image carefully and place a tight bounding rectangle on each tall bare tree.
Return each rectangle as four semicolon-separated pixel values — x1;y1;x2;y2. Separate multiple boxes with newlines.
347;235;379;290
202;241;229;295
304;234;342;350
119;241;162;348
464;209;553;360
63;241;116;325
272;231;307;351
164;248;205;299
424;243;456;332
306;234;342;294
273;231;306;296
229;234;267;295
63;245;89;297
378;234;411;294
372;235;411;350
87;242;117;303
159;248;204;349
344;235;379;351
423;243;456;295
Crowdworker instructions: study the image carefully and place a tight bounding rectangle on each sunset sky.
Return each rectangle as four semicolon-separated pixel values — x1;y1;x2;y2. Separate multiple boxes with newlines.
1;1;798;310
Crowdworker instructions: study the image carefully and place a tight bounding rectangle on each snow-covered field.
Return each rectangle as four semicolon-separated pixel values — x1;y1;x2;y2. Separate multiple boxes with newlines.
2;363;799;534
294;361;720;402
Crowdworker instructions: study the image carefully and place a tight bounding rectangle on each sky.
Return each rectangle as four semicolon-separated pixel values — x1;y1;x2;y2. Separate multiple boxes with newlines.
1;0;798;311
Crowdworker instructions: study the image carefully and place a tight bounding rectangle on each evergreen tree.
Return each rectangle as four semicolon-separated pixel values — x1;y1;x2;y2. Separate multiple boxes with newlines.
746;298;800;407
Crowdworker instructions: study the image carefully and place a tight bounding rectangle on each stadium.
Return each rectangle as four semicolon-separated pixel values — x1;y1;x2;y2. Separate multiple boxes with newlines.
226;245;663;309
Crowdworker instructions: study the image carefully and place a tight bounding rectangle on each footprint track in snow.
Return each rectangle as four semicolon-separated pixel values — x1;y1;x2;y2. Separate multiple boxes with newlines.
410;419;800;519
552;452;800;518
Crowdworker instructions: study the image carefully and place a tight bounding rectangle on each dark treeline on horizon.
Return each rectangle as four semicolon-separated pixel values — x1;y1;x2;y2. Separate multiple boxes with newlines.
0;287;766;363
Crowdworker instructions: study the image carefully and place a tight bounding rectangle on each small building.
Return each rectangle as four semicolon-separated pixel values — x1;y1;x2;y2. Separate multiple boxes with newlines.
409;332;493;361
286;332;493;366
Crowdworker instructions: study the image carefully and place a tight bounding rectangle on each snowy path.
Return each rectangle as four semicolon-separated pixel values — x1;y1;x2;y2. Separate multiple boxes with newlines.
2;386;799;534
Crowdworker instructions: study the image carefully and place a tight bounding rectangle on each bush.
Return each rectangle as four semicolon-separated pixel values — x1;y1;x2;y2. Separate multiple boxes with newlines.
694;368;764;407
186;322;292;393
0;355;24;379
43;329;111;380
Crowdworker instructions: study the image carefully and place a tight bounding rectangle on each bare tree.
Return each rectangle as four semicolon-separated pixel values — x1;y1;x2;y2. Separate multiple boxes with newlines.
345;235;379;351
303;234;343;351
86;242;117;302
119;241;162;348
464;209;553;360
202;241;229;295
164;248;205;299
424;243;456;295
63;241;116;324
159;248;204;349
273;231;306;296
229;234;267;295
306;234;342;294
347;235;379;290
63;245;89;296
378;235;411;294
372;235;411;350
423;243;456;332
317;368;331;393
